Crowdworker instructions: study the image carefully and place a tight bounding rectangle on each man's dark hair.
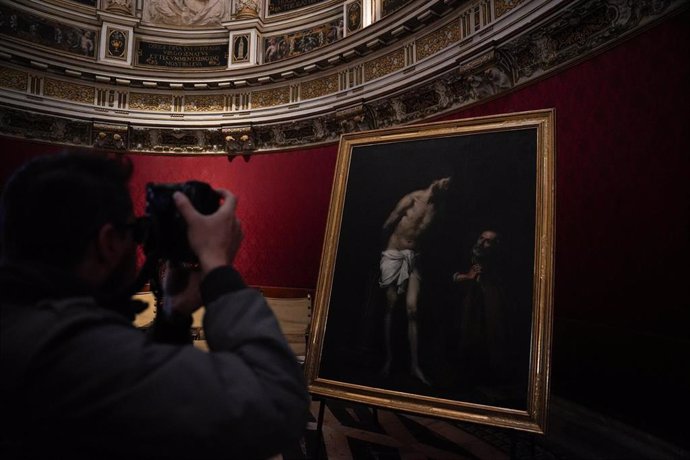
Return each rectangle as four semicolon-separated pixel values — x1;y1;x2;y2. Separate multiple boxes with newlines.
0;152;134;269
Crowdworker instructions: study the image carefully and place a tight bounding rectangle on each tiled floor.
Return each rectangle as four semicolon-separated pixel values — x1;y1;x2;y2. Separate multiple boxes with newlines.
280;399;563;460
278;397;689;460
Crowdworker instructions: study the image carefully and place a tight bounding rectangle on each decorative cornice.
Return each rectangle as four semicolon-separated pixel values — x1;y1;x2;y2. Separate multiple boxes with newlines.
0;0;467;82
0;0;686;153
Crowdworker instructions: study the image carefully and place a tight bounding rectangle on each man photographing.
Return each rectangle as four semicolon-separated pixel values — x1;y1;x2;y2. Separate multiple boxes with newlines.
0;153;309;459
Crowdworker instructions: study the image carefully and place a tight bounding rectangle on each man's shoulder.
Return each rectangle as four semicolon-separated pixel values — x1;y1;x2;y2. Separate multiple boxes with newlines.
1;296;129;336
1;297;127;362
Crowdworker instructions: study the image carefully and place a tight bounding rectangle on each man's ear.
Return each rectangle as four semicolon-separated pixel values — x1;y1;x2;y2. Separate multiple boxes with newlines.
94;223;123;267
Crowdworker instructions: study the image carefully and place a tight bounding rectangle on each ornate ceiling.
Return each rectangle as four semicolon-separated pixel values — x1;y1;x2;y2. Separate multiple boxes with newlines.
0;0;684;154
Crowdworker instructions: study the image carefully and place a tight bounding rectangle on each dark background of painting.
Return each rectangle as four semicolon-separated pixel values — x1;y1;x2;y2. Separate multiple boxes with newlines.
318;128;537;409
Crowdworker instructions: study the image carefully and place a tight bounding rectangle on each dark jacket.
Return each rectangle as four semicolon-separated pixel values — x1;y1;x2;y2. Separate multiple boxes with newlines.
0;262;310;459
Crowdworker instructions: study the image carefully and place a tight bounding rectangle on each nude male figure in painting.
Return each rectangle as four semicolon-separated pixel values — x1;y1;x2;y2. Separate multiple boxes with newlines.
379;177;451;385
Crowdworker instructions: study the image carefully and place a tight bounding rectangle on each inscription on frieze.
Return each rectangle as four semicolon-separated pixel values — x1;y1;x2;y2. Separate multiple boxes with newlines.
137;41;227;69
268;0;325;15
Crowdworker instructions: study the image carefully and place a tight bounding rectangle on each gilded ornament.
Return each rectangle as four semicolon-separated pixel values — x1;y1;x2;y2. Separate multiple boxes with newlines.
301;74;338;100
44;78;94;104
495;0;527;18
416;22;462;61
130;93;172;111
252;87;290;109
364;49;405;82
186;95;224;112
0;66;28;91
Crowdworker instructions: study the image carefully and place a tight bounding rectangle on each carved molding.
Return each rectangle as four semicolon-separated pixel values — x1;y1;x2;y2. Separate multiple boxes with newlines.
102;0;134;16
93;122;128;150
0;106;91;145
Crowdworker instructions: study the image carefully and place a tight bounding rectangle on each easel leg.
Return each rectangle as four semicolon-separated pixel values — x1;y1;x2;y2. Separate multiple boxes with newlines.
313;398;326;460
510;431;536;460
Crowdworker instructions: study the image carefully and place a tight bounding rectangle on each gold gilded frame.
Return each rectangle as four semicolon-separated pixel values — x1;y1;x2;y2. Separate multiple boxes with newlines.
305;109;555;433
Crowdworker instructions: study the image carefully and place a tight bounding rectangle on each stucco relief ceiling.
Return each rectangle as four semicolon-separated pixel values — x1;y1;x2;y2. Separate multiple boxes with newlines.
0;0;685;154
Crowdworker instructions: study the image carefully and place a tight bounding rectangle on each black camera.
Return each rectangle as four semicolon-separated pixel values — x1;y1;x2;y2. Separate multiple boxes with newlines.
145;181;221;263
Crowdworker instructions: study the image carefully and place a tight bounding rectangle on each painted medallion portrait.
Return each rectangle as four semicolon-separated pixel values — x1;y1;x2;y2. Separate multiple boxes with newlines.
108;29;127;59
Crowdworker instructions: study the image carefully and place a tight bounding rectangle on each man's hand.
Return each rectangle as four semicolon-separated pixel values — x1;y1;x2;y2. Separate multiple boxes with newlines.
162;261;203;316
467;264;482;280
173;188;244;276
452;264;482;283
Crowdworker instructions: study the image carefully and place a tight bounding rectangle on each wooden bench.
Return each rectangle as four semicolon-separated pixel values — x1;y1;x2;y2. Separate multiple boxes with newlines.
257;286;313;363
133;286;313;359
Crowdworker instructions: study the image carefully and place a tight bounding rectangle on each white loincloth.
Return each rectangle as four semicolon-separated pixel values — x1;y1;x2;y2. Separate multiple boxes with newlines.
379;249;417;294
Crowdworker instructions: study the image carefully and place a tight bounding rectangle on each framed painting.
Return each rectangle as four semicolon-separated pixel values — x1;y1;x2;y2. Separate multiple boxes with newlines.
305;109;555;433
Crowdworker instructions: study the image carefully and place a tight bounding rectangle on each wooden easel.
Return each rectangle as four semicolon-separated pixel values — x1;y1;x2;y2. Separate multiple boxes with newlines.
310;396;537;460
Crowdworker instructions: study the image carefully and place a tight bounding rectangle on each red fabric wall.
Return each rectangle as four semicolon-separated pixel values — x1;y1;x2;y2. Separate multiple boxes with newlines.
0;139;338;288
1;9;688;446
0;138;337;289
128;149;337;288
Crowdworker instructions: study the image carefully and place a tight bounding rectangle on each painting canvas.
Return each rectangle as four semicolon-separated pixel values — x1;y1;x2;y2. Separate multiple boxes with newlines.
305;110;555;433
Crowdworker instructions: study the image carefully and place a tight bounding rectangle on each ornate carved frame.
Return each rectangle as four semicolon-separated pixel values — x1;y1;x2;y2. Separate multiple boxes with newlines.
306;109;556;433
